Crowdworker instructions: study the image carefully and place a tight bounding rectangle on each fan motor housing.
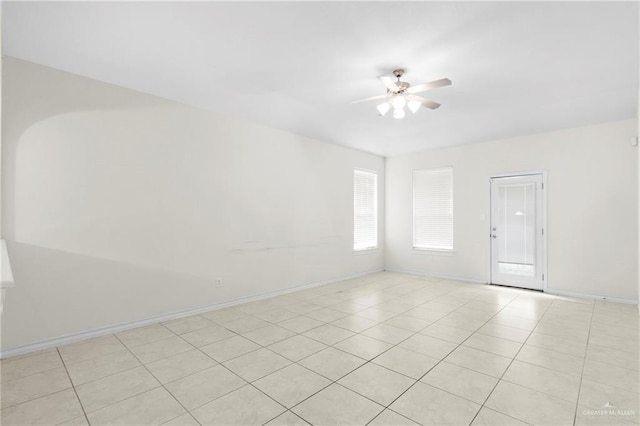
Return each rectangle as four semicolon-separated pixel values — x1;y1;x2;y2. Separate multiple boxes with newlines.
395;81;410;92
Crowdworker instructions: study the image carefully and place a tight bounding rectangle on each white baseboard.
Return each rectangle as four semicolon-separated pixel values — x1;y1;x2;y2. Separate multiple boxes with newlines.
386;268;638;305
546;288;638;305
384;268;487;285
0;268;384;359
3;267;636;359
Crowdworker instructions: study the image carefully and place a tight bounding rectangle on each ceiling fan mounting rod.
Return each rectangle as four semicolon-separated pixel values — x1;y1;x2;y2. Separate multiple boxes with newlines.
390;69;410;94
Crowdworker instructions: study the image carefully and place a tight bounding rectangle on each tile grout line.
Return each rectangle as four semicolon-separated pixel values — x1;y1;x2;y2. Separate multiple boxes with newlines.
364;289;531;425
283;283;549;424
254;279;455;424
366;291;521;425
111;331;204;426
265;323;420;423
473;297;597;424
255;276;418;418
232;284;421;425
166;322;298;423
107;290;581;425
0;342;137;411
5;275;630;426
0;285;492;415
571;300;596;426
466;296;556;425
133;287;626;423
149;320;268;417
146;305;345;423
55;347;91;425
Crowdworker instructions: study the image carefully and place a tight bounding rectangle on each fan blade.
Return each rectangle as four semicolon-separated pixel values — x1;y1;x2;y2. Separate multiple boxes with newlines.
380;76;400;92
351;94;388;104
406;78;452;94
407;94;441;110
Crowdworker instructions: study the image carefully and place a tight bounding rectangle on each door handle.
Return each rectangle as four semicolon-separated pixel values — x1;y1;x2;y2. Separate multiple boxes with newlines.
491;235;497;239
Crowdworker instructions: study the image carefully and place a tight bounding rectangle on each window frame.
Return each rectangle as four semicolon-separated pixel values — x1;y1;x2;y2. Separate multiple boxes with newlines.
353;168;378;252
412;166;454;252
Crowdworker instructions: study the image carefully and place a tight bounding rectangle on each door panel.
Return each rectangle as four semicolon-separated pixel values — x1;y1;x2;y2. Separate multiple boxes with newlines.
490;174;544;290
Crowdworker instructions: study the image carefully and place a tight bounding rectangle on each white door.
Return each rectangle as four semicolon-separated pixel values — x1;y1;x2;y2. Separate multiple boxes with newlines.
490;174;544;290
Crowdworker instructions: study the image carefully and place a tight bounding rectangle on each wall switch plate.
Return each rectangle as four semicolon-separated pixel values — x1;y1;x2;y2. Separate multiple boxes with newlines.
216;278;223;287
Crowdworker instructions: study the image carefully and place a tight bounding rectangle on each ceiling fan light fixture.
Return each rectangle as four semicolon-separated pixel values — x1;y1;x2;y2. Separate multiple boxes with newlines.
391;95;406;110
351;69;451;118
408;100;421;114
376;102;391;116
393;108;405;119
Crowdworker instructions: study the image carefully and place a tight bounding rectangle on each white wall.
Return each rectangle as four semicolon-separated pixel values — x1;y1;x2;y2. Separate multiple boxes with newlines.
1;3;3;233
1;57;637;355
0;58;385;352
386;119;638;302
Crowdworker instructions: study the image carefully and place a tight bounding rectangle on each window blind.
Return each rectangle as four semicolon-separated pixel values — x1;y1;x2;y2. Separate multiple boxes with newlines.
354;169;378;251
413;167;453;250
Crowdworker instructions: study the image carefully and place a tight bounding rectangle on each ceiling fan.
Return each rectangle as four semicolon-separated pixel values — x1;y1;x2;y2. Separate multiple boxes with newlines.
353;69;452;119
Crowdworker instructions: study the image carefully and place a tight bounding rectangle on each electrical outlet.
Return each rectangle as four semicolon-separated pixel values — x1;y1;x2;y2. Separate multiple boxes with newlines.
216;278;223;287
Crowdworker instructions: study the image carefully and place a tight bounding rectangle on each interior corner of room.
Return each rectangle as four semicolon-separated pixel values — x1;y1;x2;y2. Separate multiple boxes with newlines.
0;1;638;358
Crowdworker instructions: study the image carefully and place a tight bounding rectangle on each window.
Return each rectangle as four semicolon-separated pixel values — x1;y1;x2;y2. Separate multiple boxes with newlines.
354;169;378;251
413;167;453;250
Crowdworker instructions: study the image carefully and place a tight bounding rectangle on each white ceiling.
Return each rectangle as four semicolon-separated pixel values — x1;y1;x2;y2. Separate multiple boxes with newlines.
3;1;638;157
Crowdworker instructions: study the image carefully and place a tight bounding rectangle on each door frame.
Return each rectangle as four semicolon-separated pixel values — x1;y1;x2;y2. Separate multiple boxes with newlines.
488;170;548;292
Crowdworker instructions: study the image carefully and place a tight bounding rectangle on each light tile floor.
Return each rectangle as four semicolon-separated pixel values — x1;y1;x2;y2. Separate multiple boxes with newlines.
1;272;639;425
